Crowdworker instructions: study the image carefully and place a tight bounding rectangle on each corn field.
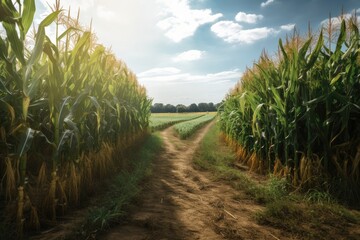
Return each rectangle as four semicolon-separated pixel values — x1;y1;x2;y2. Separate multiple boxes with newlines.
0;0;151;238
174;113;216;139
150;112;204;131
219;15;360;204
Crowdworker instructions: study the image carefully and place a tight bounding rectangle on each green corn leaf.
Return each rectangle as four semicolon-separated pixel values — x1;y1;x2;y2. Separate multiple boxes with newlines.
105;99;116;111
70;31;90;58
279;38;288;62
0;0;18;23
43;40;56;63
89;96;102;132
29;98;47;108
306;31;323;69
17;127;35;158
39;10;61;28
26;27;45;69
22;0;36;35
341;39;356;60
56;27;79;41
270;86;285;114
351;103;360;111
27;10;60;69
299;37;312;61
55;129;72;156
0;76;12;95
26;64;48;98
239;92;247;114
108;85;115;96
0;99;15;125
64;116;79;133
58;96;72;132
252;103;264;135
335;20;346;54
330;73;342;85
2;22;25;65
24;28;48;98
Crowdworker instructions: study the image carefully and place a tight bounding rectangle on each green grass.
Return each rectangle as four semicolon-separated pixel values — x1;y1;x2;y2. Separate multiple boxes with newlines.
173;113;216;139
193;123;288;203
194;123;360;239
71;133;163;239
149;113;205;131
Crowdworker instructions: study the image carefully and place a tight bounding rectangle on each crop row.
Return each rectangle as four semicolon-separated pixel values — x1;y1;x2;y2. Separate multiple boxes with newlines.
0;1;151;236
174;113;216;139
219;17;360;203
150;113;204;131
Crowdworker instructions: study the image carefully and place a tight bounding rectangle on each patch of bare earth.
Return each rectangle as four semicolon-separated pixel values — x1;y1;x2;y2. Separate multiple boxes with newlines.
101;122;289;240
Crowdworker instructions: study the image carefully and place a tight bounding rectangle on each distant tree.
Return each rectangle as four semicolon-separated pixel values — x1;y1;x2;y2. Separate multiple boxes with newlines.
151;103;164;113
152;102;219;113
164;104;176;113
188;103;199;112
208;102;216;111
176;104;187;113
198;102;209;112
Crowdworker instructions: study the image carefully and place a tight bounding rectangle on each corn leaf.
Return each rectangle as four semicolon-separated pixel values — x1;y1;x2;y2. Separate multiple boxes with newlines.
2;22;25;64
21;0;36;35
17;127;35;158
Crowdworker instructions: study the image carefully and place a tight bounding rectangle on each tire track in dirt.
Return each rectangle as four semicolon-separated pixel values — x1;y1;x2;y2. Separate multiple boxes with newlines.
101;121;288;240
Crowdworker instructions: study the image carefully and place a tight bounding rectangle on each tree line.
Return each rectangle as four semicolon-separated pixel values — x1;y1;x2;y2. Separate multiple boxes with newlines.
151;102;221;113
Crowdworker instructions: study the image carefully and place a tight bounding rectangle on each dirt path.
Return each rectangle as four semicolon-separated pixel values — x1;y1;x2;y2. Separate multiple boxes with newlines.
101;122;287;240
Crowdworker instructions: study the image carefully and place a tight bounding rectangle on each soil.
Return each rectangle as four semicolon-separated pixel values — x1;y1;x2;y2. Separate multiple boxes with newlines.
100;122;290;240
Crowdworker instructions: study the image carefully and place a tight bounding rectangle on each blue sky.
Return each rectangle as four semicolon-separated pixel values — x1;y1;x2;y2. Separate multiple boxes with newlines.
37;0;360;105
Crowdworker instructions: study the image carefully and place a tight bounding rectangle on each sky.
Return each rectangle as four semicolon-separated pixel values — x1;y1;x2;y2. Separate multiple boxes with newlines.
36;0;360;105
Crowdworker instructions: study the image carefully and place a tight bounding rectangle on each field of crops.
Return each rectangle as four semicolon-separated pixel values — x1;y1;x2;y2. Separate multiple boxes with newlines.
150;113;205;131
0;1;151;237
174;113;216;139
219;17;360;204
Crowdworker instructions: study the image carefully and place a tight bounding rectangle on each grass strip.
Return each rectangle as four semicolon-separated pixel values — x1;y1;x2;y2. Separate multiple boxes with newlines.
193;122;285;203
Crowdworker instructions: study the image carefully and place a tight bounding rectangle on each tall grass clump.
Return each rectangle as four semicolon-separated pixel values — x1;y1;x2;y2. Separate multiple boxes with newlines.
219;14;360;205
0;0;151;238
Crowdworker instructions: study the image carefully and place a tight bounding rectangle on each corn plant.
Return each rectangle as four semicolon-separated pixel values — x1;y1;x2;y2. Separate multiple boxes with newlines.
219;15;360;204
0;0;151;238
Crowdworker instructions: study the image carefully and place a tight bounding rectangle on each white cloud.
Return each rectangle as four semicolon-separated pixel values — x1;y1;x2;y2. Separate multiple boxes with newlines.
156;0;222;42
138;67;242;105
137;67;181;78
138;67;242;84
235;12;263;24
173;50;204;62
320;9;360;28
261;0;275;8
96;6;117;22
280;23;295;31
211;21;276;44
